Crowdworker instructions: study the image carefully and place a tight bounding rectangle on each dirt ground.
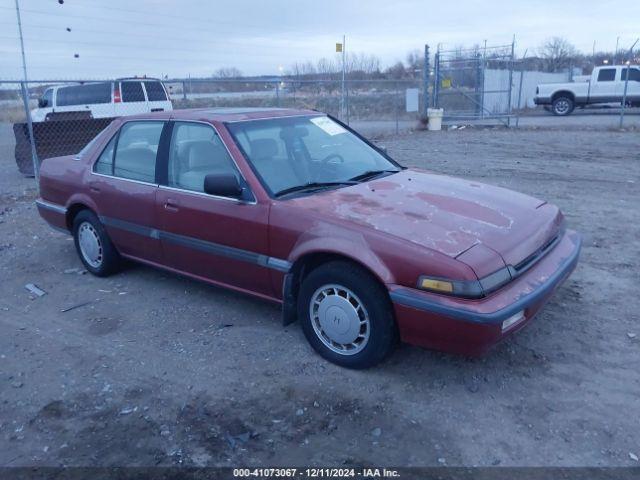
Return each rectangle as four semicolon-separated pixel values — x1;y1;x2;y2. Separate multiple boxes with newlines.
0;125;639;468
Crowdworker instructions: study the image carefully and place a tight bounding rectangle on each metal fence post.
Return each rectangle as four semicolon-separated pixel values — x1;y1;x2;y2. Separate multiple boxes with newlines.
433;50;440;108
475;53;482;117
20;81;39;181
515;64;525;128
619;66;631;128
275;81;280;107
346;79;350;125
182;81;187;101
506;37;515;127
422;44;430;120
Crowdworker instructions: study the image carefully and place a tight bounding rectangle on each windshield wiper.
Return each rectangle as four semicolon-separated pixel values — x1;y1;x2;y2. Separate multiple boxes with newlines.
349;169;399;182
274;181;357;198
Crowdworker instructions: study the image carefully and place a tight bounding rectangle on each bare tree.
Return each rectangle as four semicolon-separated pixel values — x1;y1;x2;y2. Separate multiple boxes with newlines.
213;67;243;79
385;61;406;79
538;37;579;72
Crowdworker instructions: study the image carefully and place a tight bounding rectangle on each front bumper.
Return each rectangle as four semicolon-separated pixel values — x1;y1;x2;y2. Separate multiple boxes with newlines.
389;230;581;356
533;96;551;106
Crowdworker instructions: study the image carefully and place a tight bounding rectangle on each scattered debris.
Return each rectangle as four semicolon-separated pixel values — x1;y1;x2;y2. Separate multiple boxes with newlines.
438;457;446;464
296;408;305;416
60;301;93;313
119;406;137;415
25;283;46;297
627;333;637;339
371;427;382;437
630;452;639;462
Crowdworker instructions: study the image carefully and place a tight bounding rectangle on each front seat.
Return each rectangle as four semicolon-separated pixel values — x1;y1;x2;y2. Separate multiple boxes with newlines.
178;141;235;192
249;138;302;192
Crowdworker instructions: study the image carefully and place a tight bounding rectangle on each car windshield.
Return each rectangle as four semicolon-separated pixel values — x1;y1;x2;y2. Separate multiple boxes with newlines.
226;115;401;197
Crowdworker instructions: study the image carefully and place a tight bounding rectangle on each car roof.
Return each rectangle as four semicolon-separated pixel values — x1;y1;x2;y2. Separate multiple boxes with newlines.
119;107;321;123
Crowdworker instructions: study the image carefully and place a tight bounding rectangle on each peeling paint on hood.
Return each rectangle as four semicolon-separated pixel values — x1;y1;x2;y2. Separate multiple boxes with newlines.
289;169;563;265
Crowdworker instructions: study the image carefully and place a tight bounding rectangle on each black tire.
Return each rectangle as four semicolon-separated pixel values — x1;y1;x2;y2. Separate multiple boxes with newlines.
72;210;121;276
297;261;397;369
551;96;574;116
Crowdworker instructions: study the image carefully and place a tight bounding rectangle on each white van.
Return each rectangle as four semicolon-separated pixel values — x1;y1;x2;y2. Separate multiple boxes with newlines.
31;78;173;122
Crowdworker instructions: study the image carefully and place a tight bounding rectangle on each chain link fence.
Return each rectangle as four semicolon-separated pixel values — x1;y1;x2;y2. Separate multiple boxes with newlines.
0;77;423;177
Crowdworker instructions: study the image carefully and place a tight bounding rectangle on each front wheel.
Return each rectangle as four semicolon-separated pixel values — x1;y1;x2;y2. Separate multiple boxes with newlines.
297;261;397;369
551;96;574;116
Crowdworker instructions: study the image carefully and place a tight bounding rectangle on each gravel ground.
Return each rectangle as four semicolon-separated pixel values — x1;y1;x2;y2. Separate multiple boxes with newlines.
0;125;639;468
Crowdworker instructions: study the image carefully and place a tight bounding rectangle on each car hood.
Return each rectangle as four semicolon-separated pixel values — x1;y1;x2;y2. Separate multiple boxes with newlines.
289;169;564;272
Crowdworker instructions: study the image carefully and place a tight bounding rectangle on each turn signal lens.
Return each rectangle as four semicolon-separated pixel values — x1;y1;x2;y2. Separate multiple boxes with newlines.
419;277;454;293
502;310;525;332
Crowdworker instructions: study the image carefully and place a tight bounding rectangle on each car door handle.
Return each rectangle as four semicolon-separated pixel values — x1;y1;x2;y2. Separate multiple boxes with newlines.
89;182;100;193
164;199;179;212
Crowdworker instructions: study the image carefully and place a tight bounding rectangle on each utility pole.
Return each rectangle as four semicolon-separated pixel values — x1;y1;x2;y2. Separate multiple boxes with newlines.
619;38;639;129
615;36;620;65
341;34;346;120
15;0;39;182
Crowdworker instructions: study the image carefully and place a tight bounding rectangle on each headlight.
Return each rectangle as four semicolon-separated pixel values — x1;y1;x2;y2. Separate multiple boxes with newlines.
418;277;454;293
417;275;483;298
417;268;512;299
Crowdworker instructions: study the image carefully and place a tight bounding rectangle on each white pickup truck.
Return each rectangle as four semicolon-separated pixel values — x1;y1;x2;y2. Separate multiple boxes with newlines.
534;65;640;115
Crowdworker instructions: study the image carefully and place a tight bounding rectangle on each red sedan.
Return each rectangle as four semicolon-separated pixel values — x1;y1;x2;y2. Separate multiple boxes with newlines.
36;108;581;368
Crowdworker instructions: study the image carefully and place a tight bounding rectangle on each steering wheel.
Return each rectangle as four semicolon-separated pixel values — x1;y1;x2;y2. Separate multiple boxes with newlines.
321;153;345;165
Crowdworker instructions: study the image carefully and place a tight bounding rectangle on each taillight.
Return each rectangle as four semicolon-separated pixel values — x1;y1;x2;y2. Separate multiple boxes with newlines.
114;84;121;103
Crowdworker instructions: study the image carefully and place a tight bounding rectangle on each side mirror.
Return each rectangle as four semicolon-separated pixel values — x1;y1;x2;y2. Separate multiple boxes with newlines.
38;98;48;108
203;173;243;198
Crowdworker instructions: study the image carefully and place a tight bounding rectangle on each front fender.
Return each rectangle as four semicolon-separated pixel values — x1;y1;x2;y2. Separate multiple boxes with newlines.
288;222;395;285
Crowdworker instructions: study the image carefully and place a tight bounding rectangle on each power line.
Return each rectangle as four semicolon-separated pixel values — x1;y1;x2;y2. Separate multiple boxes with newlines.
0;21;303;50
0;5;303;36
25;0;301;33
0;33;306;56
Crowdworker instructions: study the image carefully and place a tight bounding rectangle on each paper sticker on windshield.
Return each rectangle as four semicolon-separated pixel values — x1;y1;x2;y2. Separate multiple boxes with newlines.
310;116;347;136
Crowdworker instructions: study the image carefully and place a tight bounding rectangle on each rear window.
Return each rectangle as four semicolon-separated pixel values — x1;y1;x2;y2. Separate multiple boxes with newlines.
143;81;167;101
121;81;145;103
621;68;640;82
597;69;616;82
56;82;111;106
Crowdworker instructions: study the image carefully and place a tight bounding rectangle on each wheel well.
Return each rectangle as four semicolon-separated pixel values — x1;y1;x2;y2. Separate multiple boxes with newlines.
551;91;575;103
287;252;386;302
65;203;92;231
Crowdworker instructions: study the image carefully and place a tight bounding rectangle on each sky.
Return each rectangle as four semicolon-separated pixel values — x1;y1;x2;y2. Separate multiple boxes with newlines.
1;0;639;80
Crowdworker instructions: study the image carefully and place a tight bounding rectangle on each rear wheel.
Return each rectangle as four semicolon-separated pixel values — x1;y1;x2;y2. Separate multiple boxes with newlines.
551;96;574;116
297;261;396;369
72;210;121;276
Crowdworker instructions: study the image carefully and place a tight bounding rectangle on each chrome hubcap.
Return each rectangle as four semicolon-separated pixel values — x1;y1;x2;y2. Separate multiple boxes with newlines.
78;221;103;268
310;284;370;356
555;99;569;113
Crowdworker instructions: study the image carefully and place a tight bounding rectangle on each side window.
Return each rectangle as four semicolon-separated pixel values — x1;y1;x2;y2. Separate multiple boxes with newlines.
168;122;238;193
56;86;80;106
121;82;145;103
143;81;167;101
78;82;111;104
597;68;616;82
113;122;164;182
42;88;53;107
621;68;640;82
94;135;117;175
